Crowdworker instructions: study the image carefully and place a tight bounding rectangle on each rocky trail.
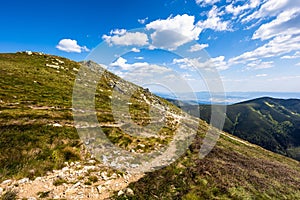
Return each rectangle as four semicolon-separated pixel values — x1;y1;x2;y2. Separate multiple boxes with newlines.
0;158;143;199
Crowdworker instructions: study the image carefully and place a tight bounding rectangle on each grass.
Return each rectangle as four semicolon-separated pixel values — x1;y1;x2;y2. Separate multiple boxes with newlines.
1;53;300;199
114;129;300;199
0;190;17;200
0;52;183;181
53;178;68;186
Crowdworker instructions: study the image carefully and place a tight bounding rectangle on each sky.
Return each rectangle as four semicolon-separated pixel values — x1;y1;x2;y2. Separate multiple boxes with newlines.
1;0;300;93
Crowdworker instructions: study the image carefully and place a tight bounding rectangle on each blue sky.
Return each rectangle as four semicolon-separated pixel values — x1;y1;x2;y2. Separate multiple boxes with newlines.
1;0;300;93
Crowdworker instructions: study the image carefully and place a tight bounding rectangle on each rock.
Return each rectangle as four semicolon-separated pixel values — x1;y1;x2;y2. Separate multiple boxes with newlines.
18;178;29;184
96;185;104;193
138;144;146;148
101;172;109;180
83;165;96;171
25;51;33;55
65;188;77;195
53;195;60;199
28;197;36;200
1;179;12;185
126;188;134;196
117;190;124;196
111;173;117;179
71;181;81;189
52;123;62;127
88;159;96;164
104;180;112;185
35;177;42;181
62;167;69;172
46;64;60;69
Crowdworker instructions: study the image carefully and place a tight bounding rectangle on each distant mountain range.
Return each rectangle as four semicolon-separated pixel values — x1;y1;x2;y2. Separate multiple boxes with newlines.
156;91;300;105
168;97;300;161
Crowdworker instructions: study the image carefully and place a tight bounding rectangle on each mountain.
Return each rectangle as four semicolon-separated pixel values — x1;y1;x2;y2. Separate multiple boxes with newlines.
0;52;300;199
169;97;300;161
157;91;300;105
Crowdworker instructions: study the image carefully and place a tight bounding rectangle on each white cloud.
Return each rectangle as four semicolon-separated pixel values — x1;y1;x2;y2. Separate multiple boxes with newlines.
242;0;292;23
197;6;232;31
110;57;130;70
296;62;300;66
110;57;171;73
225;0;261;16
196;0;220;6
246;60;274;70
228;0;300;67
256;74;268;77
134;56;144;60
138;17;148;24
56;39;89;53
102;32;149;46
110;29;126;35
173;55;228;71
131;48;140;52
189;43;209;52
281;51;300;59
252;7;300;41
229;34;300;64
146;14;202;50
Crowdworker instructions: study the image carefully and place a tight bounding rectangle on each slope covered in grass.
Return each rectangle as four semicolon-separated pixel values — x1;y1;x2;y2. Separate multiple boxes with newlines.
0;53;300;199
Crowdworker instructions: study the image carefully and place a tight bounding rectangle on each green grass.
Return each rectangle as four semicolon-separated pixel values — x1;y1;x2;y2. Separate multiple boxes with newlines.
115;132;300;199
0;52;183;181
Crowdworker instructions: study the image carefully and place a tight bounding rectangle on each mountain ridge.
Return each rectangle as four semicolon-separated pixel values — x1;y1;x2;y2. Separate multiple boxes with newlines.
168;96;300;161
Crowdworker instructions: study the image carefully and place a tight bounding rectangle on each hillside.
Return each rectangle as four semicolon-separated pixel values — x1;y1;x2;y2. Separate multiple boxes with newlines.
0;52;300;199
170;97;300;161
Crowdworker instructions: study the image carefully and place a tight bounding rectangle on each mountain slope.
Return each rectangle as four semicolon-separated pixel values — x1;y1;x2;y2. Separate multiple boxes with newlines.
169;97;300;161
0;53;300;199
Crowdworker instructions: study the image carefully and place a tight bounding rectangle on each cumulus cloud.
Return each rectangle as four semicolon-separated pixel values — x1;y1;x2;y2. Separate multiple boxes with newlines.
56;39;89;53
189;43;209;52
110;29;126;35
138;17;148;24
197;6;232;31
110;57;171;73
102;31;149;46
131;48;140;52
173;55;228;71
146;14;202;50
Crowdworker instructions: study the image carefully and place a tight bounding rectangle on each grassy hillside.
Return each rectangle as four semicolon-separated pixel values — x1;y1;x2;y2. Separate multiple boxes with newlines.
0;52;185;181
1;52;300;199
115;131;300;199
169;97;300;161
